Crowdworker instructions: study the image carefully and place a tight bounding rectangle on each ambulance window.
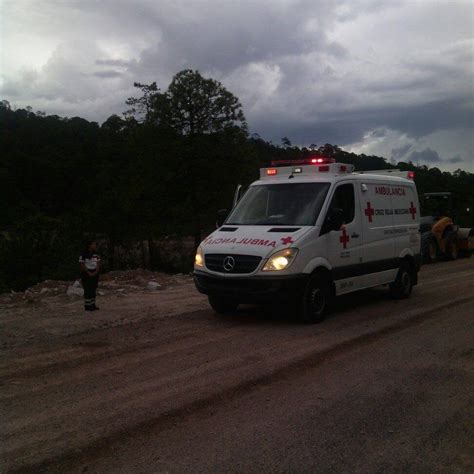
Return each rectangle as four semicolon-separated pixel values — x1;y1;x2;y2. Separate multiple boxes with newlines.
226;183;330;226
329;183;355;224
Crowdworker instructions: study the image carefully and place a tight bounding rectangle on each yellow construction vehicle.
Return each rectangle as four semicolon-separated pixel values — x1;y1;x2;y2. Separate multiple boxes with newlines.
420;192;474;262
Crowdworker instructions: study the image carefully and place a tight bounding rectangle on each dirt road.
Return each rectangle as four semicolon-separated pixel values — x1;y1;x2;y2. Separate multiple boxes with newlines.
1;259;473;473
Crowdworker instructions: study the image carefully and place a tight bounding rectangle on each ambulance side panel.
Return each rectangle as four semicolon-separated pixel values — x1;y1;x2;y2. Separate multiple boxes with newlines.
356;180;398;290
391;183;421;259
359;180;398;273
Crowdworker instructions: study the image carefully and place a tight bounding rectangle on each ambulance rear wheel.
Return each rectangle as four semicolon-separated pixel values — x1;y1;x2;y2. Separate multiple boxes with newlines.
208;295;239;314
300;274;329;324
389;262;413;299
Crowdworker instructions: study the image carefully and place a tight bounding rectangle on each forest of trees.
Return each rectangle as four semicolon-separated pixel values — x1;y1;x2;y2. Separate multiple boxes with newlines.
1;69;473;291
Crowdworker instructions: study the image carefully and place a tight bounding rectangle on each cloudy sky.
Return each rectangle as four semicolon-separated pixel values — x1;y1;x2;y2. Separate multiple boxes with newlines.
1;0;473;171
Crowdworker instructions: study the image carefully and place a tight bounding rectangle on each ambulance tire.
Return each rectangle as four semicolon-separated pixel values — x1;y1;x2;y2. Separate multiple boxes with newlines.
389;262;413;299
208;295;239;314
299;274;329;324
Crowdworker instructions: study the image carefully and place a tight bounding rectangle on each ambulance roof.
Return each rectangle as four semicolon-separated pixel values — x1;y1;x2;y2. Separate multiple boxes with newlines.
255;163;415;186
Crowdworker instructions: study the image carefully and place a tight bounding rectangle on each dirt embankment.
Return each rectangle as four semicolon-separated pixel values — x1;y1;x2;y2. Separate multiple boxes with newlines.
0;269;200;348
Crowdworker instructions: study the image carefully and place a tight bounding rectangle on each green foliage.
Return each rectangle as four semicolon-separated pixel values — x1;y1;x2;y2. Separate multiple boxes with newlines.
0;215;80;291
1;70;473;291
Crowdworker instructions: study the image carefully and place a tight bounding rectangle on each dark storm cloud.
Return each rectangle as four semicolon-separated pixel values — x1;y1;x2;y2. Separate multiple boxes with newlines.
408;148;441;163
253;96;473;149
373;98;470;138
252;119;364;148
391;144;412;160
406;149;466;167
448;155;463;164
132;0;345;79
369;98;473;139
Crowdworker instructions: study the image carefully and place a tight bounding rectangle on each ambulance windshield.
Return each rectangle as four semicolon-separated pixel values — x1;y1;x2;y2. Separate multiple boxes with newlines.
226;182;330;226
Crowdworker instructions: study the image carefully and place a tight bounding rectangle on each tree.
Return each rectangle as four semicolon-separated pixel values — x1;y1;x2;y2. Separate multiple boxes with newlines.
123;69;249;247
126;70;247;135
318;143;342;157
125;82;160;123
101;114;128;134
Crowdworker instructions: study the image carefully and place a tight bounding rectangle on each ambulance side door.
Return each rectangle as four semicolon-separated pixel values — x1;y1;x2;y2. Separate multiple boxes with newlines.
321;181;363;294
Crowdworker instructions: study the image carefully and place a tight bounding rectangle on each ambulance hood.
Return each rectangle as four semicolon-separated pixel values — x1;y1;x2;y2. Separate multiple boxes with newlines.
201;225;313;257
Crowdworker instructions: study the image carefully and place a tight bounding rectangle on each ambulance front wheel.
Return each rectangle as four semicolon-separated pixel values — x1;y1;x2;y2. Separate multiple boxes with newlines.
208;295;239;314
389;262;413;299
299;274;329;324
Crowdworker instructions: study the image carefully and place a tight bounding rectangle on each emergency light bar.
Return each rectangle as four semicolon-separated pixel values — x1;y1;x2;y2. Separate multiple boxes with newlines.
261;162;354;179
270;157;336;167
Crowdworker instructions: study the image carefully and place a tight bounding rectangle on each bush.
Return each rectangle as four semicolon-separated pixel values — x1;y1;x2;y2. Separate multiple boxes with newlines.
0;215;81;291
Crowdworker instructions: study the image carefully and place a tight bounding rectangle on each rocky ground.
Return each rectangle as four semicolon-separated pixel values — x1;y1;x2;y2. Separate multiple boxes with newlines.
0;269;196;348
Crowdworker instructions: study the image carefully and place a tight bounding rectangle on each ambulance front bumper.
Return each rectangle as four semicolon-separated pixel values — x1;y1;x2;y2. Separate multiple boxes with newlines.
193;270;308;303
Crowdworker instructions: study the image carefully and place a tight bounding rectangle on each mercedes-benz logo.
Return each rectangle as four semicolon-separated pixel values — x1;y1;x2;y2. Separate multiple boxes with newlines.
223;256;235;272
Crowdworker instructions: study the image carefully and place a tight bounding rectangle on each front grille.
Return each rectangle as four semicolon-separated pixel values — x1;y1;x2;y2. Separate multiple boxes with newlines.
195;274;276;294
205;254;262;274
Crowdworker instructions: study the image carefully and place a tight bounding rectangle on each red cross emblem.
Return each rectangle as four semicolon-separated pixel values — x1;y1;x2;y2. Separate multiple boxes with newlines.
281;236;294;245
339;228;350;249
409;202;417;220
364;202;375;223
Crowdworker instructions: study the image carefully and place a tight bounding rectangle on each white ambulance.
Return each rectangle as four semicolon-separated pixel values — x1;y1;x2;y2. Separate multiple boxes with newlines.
194;158;421;323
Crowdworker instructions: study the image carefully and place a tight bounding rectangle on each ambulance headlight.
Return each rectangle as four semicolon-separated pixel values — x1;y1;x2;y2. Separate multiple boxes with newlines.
195;246;204;267
262;248;298;271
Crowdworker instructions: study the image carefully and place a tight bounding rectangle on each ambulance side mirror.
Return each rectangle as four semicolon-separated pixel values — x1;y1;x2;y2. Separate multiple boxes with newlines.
327;207;345;232
216;209;229;228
